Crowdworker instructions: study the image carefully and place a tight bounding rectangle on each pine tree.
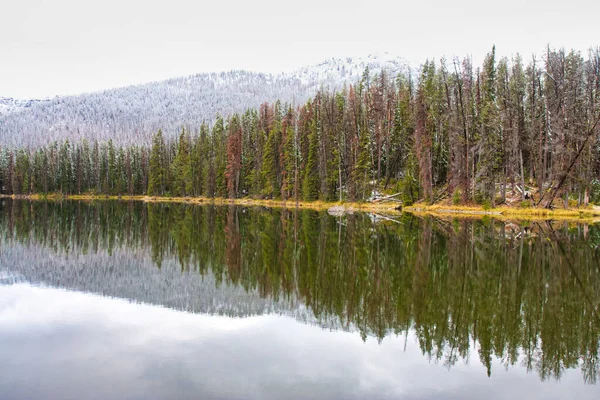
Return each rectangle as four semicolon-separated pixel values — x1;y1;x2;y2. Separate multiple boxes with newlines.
107;140;117;195
212;116;227;197
91;141;100;194
13;149;30;194
479;46;502;206
261;120;281;198
148;130;167;196
5;151;14;195
353;129;371;200
303;111;320;201
59;140;73;194
281;109;297;201
32;149;48;194
115;148;126;195
171;128;193;197
225;115;243;198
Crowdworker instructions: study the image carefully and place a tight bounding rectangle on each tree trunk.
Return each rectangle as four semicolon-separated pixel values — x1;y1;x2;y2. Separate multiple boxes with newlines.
516;151;524;203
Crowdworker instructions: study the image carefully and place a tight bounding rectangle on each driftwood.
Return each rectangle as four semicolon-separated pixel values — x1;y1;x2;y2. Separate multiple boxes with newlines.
538;112;600;208
434;209;503;215
434;191;449;203
369;213;402;224
327;205;356;217
409;207;503;215
371;192;402;203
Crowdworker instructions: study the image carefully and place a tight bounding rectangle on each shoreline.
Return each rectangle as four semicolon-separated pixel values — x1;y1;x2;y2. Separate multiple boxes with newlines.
403;203;600;222
2;194;600;222
0;194;402;214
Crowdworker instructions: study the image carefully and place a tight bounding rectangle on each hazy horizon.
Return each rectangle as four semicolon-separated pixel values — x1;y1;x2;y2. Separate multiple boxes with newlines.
2;0;599;99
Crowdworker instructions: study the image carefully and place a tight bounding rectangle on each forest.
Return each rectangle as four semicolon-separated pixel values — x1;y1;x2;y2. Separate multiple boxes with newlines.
1;46;599;207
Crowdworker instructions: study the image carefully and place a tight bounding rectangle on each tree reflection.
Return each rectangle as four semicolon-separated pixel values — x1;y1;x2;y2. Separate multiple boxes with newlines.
1;198;599;383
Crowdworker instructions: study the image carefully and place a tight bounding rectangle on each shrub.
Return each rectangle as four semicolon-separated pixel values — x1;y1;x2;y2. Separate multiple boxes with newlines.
590;180;600;203
474;191;484;205
482;199;491;210
452;190;461;205
398;175;419;207
520;201;531;208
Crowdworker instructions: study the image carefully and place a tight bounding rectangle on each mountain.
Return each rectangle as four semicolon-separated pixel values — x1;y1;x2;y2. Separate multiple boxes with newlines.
0;97;46;117
0;241;350;333
0;54;408;148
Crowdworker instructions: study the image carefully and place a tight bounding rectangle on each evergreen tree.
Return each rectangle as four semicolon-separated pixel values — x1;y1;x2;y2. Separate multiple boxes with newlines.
148;130;167;196
225;116;243;198
303;108;320;201
281;109;297;201
353;129;371;200
13;149;30;194
191;123;207;197
212;117;227;197
479;46;502;206
171;128;193;196
59;140;73;194
260;120;281;198
5;152;14;195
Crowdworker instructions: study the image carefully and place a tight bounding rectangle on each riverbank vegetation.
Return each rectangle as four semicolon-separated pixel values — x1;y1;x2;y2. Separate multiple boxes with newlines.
1;46;599;210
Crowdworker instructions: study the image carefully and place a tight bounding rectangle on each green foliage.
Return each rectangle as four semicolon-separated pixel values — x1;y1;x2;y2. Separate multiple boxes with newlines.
282;124;297;200
398;174;419;206
193;123;210;197
482;199;491;210
352;131;371;201
59;140;74;194
212;117;227;198
590;180;600;204
171;128;193;197
303;116;319;201
148;130;167;196
452;190;461;205
260;125;280;198
474;191;484;205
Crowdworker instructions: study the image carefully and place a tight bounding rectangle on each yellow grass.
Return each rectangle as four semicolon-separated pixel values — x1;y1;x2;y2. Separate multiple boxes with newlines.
405;203;600;222
3;193;599;222
0;193;402;214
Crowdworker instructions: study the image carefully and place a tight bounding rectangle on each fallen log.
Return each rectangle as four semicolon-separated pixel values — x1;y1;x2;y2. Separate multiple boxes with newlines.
371;192;402;203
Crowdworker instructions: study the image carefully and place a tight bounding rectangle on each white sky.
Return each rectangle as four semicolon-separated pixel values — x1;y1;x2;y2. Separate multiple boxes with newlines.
1;0;598;99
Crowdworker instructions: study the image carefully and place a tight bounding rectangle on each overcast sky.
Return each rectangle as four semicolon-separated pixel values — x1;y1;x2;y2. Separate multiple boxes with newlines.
1;0;598;99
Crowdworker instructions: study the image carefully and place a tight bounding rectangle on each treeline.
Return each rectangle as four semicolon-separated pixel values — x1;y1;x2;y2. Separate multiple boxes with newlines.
1;46;600;206
0;57;402;148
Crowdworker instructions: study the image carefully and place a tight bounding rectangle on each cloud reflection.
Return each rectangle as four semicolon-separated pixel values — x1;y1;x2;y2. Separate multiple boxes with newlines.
0;284;596;400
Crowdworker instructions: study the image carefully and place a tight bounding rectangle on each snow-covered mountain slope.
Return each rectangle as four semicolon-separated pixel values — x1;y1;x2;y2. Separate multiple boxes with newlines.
0;54;408;147
0;97;47;117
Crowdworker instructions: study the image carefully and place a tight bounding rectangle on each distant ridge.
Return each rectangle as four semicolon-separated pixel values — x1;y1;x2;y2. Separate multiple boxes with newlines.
0;54;408;147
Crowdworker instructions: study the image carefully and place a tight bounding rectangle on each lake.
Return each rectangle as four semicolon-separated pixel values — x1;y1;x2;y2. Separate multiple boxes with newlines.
0;199;599;399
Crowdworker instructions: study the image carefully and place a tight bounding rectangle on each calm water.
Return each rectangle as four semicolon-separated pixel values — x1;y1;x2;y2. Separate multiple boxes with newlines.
1;199;599;400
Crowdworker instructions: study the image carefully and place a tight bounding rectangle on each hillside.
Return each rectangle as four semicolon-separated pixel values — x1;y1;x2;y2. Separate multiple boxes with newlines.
0;97;45;117
0;54;408;147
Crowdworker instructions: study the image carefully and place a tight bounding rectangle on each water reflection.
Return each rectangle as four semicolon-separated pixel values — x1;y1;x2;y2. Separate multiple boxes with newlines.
2;283;598;400
1;199;600;387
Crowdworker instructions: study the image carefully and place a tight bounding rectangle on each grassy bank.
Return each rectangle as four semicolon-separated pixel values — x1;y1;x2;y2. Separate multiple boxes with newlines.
3;193;600;222
404;203;600;222
0;193;402;214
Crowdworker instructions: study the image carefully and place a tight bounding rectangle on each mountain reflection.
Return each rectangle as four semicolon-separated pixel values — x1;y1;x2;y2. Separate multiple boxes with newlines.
1;199;599;383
